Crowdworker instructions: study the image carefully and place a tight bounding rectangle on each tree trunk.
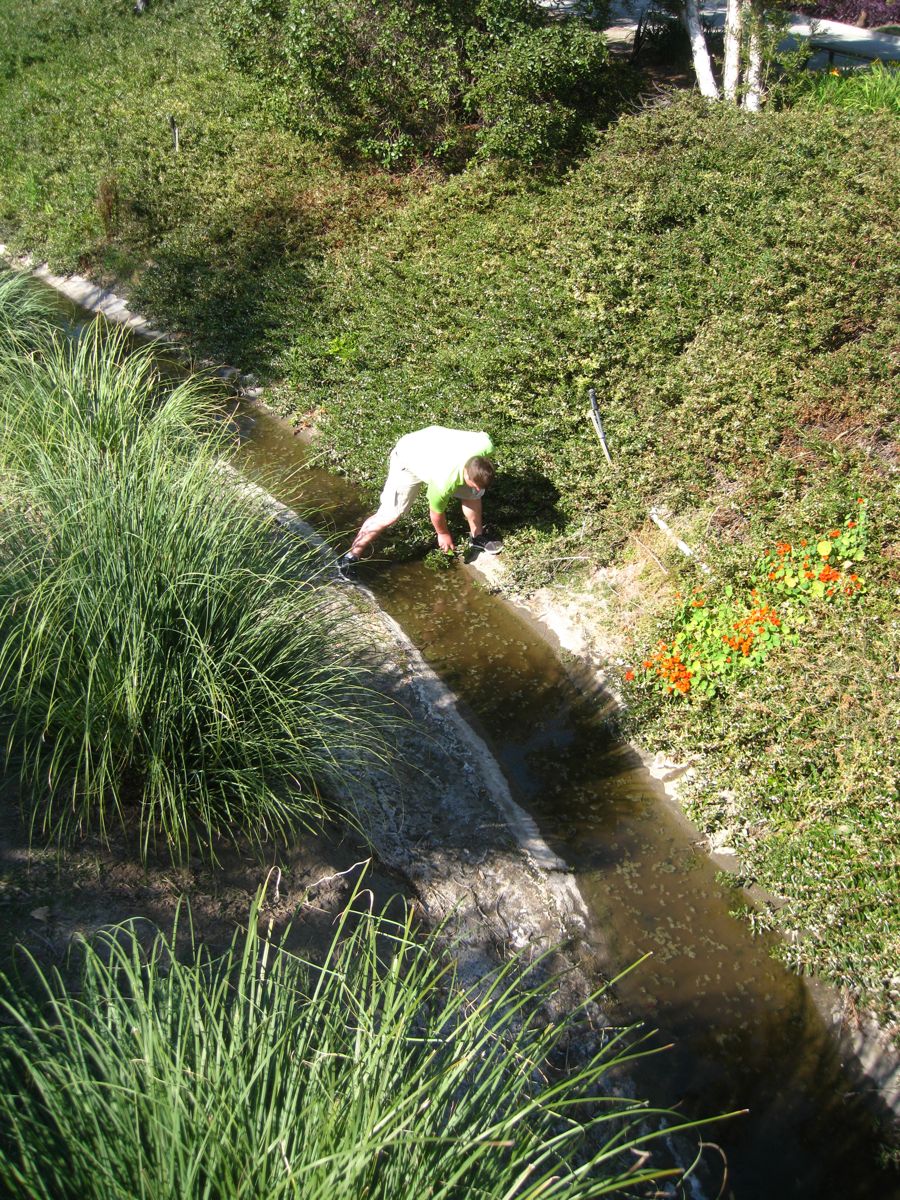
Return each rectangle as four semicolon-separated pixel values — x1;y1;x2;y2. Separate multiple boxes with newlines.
681;0;720;98
743;0;764;111
722;0;743;101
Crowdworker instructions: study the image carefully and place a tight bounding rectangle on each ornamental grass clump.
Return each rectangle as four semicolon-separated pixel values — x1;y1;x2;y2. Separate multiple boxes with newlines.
0;269;52;350
0;309;388;860
0;887;706;1199
785;62;900;114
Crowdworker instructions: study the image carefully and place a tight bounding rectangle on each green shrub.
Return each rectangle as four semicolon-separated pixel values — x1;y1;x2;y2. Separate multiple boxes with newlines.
471;24;625;168
215;0;618;166
0;887;704;1200
0;309;389;860
221;0;459;164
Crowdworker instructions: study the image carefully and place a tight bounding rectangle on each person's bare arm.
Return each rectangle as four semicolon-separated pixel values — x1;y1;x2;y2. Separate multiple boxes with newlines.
430;509;455;551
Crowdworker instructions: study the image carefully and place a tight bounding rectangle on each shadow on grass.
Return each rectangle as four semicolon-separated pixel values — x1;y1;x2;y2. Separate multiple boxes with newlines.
128;230;315;377
489;465;565;536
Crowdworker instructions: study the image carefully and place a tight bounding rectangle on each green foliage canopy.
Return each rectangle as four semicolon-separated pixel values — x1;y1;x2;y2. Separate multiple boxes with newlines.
215;0;622;166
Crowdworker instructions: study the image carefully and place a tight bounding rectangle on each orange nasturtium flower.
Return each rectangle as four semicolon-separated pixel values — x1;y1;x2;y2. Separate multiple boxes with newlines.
829;529;841;538
624;669;635;682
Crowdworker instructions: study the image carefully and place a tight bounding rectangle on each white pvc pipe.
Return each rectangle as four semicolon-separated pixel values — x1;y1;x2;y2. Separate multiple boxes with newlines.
648;508;713;575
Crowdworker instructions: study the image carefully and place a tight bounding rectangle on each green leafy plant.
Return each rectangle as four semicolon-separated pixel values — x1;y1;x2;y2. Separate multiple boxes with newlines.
755;503;869;606
0;886;714;1199
471;24;629;169
631;505;870;700
788;61;900;114
215;0;620;167
637;589;792;699
423;546;460;571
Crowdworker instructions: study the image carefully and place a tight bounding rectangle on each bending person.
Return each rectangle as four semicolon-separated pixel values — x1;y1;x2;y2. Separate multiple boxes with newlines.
338;425;501;578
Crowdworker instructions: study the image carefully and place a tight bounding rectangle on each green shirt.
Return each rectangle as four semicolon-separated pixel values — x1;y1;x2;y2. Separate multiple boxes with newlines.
395;426;494;513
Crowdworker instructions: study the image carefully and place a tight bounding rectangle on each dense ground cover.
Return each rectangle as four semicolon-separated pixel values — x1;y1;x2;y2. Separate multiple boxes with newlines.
0;0;897;1034
0;0;429;371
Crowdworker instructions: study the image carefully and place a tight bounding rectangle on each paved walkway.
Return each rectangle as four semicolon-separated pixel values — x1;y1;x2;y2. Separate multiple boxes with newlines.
602;0;900;65
778;11;900;66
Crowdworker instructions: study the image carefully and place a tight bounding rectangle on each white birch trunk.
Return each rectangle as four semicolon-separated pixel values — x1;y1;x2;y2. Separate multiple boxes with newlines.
722;0;743;101
743;1;764;111
681;0;720;99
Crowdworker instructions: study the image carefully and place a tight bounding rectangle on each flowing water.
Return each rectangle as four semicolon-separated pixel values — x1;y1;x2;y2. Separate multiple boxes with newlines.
44;292;899;1199
234;402;899;1200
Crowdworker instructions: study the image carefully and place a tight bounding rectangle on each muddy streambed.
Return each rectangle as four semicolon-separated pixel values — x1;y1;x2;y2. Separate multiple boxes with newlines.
234;402;898;1200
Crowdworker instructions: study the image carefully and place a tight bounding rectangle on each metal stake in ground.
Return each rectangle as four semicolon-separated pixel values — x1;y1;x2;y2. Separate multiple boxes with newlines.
588;387;613;466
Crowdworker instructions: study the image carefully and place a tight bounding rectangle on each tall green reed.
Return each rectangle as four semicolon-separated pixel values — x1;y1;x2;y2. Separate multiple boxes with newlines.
0;294;390;860
0;268;53;349
794;61;900;113
0;885;710;1199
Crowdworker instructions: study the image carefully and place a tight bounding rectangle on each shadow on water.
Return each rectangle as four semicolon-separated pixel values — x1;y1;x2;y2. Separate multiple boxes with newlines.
235;403;900;1200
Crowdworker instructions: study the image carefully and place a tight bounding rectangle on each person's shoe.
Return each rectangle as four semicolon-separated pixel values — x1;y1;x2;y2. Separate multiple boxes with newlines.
336;551;360;581
470;530;503;554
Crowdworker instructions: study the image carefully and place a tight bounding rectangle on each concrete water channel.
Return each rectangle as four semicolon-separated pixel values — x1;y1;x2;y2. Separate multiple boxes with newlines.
33;281;899;1199
234;402;899;1200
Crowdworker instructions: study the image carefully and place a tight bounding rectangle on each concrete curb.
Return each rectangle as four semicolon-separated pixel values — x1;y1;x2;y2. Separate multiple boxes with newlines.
1;244;166;339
